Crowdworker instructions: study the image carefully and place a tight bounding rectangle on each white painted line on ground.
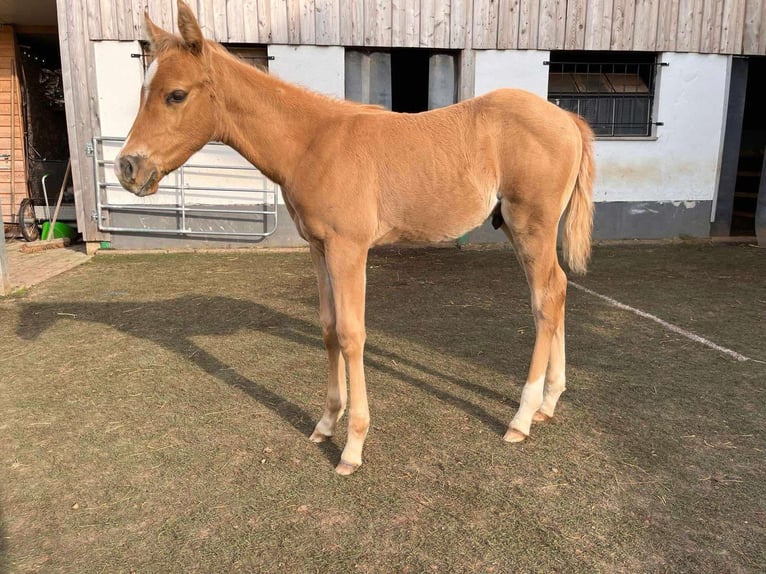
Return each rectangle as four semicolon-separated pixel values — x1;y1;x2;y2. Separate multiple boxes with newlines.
569;281;757;363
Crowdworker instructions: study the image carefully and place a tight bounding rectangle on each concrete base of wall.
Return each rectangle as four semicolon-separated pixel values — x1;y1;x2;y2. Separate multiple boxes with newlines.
465;200;714;244
105;200;713;249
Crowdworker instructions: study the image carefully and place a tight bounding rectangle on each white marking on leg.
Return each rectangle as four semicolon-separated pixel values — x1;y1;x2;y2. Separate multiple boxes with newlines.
510;376;545;436
570;282;758;363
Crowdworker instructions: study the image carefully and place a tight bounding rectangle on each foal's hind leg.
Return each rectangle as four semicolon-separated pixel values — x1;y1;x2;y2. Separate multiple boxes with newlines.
308;244;347;443
500;204;567;442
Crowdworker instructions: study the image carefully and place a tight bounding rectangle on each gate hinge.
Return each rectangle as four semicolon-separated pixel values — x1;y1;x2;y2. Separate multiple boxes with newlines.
85;142;94;157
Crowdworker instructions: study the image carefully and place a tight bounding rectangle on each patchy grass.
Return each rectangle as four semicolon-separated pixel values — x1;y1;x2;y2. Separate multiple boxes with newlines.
0;243;764;572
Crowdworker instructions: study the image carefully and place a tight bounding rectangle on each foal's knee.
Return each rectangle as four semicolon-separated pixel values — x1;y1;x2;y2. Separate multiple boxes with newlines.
336;323;366;359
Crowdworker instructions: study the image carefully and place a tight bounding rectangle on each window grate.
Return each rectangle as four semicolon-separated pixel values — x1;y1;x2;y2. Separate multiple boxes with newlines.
547;58;664;137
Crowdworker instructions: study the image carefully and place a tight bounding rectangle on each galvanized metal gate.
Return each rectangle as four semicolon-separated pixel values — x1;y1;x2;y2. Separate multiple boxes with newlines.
92;137;279;237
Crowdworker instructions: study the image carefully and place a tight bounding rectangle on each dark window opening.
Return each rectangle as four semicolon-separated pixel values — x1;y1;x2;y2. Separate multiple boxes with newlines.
391;49;430;113
548;51;660;137
732;57;766;236
345;49;458;112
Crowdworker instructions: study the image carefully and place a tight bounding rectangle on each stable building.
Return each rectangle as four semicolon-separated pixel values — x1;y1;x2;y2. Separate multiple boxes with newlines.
4;0;765;250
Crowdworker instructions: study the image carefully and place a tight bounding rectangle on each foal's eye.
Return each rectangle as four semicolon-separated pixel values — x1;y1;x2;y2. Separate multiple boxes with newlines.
166;90;188;104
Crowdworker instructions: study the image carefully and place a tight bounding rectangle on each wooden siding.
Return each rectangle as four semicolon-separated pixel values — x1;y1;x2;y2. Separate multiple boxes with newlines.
84;0;766;54
57;0;108;241
0;27;28;225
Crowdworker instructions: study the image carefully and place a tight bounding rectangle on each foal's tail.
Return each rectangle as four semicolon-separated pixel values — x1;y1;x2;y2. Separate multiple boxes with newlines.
562;113;596;275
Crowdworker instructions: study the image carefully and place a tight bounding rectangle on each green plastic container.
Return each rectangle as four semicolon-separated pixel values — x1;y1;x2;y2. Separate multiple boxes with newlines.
42;221;77;241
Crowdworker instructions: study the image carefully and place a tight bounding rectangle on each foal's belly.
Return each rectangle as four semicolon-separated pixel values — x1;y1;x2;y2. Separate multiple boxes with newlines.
374;182;498;245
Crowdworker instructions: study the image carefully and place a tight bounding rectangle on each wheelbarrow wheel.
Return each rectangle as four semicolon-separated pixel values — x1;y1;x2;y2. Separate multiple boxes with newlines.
18;198;40;242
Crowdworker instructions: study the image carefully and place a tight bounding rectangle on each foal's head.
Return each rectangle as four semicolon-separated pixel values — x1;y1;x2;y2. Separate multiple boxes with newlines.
115;2;217;196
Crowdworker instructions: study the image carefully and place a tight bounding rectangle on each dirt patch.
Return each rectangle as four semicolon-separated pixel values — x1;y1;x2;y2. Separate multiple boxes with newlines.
1;243;764;572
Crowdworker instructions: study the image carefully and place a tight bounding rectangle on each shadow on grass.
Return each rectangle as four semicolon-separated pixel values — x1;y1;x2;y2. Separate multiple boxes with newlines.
16;296;510;467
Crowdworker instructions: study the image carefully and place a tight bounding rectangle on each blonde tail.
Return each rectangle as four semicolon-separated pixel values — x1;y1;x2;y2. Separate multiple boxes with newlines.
562;113;596;275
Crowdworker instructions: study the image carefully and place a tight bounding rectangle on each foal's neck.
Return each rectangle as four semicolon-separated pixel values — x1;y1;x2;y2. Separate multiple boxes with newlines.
210;48;340;187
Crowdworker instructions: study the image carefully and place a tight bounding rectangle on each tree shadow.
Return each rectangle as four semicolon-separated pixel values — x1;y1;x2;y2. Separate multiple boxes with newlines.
16;296;510;468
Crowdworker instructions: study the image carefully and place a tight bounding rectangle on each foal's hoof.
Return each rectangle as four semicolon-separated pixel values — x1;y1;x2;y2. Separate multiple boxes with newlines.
309;430;330;443
503;429;528;443
533;411;552;423
335;460;360;476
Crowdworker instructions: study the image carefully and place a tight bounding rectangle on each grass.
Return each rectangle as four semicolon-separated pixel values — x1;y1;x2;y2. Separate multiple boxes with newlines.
0;243;764;572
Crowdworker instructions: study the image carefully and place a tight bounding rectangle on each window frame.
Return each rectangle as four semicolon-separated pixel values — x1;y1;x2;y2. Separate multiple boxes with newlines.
546;52;663;139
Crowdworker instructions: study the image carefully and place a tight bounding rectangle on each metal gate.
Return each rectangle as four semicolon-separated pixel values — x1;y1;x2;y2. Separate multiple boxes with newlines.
92;137;279;237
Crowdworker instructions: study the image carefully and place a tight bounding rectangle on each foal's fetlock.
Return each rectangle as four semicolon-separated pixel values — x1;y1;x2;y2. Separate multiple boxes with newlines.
533;410;553;423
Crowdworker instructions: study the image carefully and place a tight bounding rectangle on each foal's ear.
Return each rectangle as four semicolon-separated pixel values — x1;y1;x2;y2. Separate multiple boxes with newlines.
143;11;174;52
177;0;204;55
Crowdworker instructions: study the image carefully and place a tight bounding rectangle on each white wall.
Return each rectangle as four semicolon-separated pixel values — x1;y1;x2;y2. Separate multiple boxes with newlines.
474;50;550;98
473;50;730;204
594;53;730;203
268;45;345;98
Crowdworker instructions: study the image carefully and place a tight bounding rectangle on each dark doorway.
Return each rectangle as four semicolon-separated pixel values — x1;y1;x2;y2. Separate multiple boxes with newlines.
731;57;766;235
391;49;430;113
17;33;70;210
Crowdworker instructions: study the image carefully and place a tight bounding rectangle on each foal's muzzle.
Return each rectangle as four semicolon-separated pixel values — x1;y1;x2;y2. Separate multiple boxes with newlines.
115;154;160;197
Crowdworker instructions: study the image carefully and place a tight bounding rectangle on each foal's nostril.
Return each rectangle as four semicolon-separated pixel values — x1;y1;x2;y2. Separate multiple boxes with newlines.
120;155;137;183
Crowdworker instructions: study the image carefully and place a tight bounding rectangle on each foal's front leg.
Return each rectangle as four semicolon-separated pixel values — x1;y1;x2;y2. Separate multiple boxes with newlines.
308;244;347;443
324;241;370;476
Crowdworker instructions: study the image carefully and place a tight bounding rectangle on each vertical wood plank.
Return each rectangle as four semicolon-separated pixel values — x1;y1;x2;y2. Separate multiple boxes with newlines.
538;0;567;48
497;0;521;49
676;0;695;49
689;0;706;49
633;0;660;50
257;0;272;42
315;0;340;44
421;0;435;46
340;0;354;44
159;0;175;32
473;0;499;48
564;0;586;49
242;0;260;42
700;0;725;53
656;0;679;49
113;0;132;40
270;0;290;43
99;0;117;39
743;0;762;54
759;0;766;52
130;0;143;39
287;0;301;43
518;0;540;48
611;0;636;49
720;0;745;53
432;0;452;48
584;0;611;49
86;0;102;39
227;0;246;41
300;0;316;43
56;0;107;241
450;0;467;48
404;0;421;47
365;0;392;46
212;0;228;39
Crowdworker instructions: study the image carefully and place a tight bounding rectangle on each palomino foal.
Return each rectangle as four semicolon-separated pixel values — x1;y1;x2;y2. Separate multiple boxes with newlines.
115;1;595;476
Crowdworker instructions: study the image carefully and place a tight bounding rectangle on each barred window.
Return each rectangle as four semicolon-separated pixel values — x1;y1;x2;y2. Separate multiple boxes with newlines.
547;52;661;138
